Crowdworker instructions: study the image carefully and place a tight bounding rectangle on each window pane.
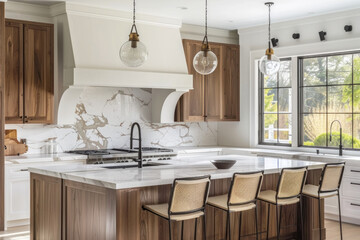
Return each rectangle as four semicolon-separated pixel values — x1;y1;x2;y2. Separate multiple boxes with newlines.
279;88;291;113
302;87;326;113
353;114;360;149
328;86;352;113
328;55;352;85
354;54;360;84
328;114;353;148
279;61;291;87
354;85;360;113
264;74;277;88
302;114;326;147
303;57;326;86
279;114;291;144
263;114;278;143
263;89;277;113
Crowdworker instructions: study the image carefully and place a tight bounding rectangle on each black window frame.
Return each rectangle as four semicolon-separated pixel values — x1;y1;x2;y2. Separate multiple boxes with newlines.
258;58;292;146
298;50;360;150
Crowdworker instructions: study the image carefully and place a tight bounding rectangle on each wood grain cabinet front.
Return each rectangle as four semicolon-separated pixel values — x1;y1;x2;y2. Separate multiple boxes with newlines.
175;39;240;122
5;19;54;124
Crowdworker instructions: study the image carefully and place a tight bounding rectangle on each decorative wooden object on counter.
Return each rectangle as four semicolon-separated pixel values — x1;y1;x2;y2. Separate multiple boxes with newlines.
175;39;240;122
5;19;54;124
4;129;28;156
31;169;324;240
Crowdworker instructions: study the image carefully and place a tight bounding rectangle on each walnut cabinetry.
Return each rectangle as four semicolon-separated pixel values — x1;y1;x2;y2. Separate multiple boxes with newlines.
5;19;54;124
176;39;240;122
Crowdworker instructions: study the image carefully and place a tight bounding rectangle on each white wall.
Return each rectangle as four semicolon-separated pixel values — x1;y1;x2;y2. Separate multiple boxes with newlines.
218;8;360;148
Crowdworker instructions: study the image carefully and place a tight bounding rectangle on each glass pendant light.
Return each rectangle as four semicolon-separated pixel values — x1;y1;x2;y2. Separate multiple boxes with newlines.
193;0;218;75
259;2;280;76
119;0;148;67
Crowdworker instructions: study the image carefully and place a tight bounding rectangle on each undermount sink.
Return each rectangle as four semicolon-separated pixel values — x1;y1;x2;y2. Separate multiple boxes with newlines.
102;162;169;169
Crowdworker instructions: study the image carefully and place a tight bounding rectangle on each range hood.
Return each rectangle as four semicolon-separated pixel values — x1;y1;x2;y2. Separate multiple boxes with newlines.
57;3;192;124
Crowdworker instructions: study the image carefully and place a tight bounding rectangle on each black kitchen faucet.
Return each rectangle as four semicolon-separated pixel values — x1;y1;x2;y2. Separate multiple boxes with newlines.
130;122;143;168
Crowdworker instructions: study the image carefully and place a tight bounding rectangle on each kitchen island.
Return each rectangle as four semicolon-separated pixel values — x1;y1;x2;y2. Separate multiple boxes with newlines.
29;155;326;240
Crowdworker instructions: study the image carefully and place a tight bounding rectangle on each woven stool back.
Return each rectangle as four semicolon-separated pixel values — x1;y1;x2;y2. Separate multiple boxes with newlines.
277;167;307;199
320;163;345;192
228;171;263;205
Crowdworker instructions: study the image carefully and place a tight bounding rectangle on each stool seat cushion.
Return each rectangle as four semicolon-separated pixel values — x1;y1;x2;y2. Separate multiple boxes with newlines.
143;203;204;221
258;190;299;205
302;184;338;199
207;194;256;212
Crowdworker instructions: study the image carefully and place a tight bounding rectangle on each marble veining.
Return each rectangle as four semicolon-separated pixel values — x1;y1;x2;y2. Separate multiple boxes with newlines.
28;155;325;189
6;88;217;154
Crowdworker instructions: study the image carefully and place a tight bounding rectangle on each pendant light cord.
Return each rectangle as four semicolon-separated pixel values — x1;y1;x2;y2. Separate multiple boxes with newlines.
205;0;208;37
268;3;271;50
133;0;136;25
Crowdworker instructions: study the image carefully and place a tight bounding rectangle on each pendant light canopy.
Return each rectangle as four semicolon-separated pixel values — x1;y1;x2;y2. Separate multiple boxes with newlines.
119;0;148;67
259;2;280;76
193;0;218;75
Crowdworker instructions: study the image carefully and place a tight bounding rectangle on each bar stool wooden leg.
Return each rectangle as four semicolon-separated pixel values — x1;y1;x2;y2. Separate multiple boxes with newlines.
318;197;322;240
266;204;270;240
300;196;304;240
255;203;259;240
181;220;184;240
276;205;280;240
203;214;207;240
238;212;242;240
338;192;343;240
194;218;198;240
168;220;172;240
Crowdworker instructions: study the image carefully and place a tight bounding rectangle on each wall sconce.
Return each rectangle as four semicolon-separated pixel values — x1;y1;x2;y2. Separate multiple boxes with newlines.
319;31;326;41
292;33;300;39
271;38;279;47
344;25;353;32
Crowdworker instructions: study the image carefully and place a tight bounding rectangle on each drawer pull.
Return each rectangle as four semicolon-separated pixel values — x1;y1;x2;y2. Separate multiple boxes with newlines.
351;182;360;186
351;203;360;207
351;170;360;173
19;169;28;172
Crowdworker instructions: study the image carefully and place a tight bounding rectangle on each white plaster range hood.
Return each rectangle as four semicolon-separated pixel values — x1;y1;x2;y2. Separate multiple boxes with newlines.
57;3;193;124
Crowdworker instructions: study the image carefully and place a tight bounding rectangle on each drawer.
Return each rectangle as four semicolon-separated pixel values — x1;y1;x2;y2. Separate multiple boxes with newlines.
341;177;360;199
344;166;360;179
342;198;360;219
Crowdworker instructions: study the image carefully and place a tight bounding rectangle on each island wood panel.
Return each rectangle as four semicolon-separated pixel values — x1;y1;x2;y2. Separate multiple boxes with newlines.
30;169;324;240
30;173;62;240
5;20;23;123
24;23;53;123
62;180;116;240
0;2;5;231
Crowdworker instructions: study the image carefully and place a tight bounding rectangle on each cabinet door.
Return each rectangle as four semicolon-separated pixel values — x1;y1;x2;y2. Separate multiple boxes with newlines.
24;23;53;124
178;40;205;122
221;44;240;121
5;20;23;123
7;177;30;221
205;43;221;121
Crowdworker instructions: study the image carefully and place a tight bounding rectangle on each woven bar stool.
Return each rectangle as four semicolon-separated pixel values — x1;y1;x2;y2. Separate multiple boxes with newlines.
207;171;264;240
143;175;211;240
258;167;308;240
302;162;345;240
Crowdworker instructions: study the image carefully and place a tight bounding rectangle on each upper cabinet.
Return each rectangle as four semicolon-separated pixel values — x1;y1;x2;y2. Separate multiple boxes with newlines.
175;39;240;122
5;19;54;124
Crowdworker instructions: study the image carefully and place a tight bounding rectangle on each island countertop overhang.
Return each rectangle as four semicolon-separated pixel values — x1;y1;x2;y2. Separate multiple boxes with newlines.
28;154;326;190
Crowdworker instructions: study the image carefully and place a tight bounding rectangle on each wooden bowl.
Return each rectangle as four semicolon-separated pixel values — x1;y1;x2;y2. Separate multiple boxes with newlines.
211;160;237;169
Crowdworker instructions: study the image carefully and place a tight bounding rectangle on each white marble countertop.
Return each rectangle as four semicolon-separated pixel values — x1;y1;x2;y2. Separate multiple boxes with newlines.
29;154;325;190
5;153;87;165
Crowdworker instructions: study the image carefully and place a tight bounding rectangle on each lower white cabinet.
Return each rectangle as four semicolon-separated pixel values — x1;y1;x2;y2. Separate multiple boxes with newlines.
5;166;30;227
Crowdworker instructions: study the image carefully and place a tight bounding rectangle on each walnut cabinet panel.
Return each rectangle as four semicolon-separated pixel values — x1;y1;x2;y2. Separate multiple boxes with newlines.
176;39;240;122
5;19;54;124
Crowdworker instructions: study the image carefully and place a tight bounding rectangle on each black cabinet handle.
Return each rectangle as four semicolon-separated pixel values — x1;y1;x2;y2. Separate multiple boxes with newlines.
350;182;360;186
20;169;28;172
351;203;360;207
351;170;360;173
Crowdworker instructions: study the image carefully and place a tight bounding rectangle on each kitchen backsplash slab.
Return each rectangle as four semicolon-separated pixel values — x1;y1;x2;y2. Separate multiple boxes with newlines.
5;88;217;154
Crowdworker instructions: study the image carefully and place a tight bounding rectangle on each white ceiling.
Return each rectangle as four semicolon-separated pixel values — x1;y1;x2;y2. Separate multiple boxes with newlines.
11;0;360;29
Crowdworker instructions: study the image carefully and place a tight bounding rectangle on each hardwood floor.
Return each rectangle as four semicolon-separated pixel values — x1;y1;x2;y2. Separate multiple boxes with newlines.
0;220;358;239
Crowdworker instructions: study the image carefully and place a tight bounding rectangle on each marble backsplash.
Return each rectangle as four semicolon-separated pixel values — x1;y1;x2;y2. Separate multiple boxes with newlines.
5;88;218;154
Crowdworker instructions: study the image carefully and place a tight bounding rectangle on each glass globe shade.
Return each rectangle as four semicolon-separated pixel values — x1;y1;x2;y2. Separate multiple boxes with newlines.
119;40;148;67
193;50;218;75
259;54;280;76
